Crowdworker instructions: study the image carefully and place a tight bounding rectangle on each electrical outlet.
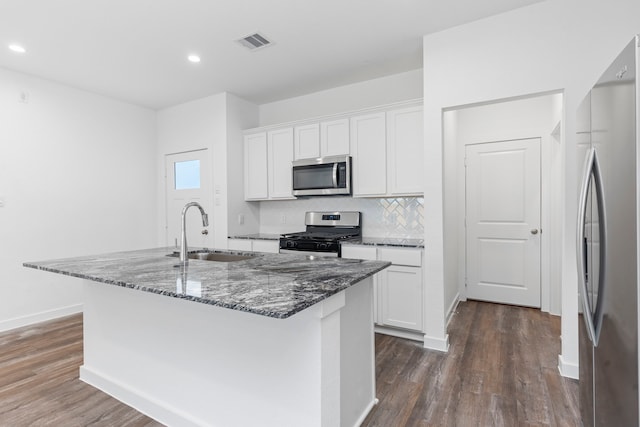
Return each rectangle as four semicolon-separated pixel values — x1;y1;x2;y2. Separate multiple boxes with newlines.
280;214;286;224
238;214;244;225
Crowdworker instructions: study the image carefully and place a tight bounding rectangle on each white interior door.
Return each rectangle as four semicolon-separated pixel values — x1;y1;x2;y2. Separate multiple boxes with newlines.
465;138;541;307
165;149;212;249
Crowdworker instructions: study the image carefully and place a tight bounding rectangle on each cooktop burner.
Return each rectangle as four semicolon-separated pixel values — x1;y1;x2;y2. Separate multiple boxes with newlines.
279;211;362;255
281;231;360;241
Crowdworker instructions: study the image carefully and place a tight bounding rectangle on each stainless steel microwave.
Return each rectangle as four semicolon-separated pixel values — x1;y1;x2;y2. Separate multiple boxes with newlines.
292;155;351;196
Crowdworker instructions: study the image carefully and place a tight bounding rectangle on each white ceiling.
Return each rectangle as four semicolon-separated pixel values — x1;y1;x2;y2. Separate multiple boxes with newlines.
0;0;544;110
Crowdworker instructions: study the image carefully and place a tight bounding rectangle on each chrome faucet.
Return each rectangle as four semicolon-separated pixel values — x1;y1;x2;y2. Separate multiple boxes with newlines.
179;202;209;264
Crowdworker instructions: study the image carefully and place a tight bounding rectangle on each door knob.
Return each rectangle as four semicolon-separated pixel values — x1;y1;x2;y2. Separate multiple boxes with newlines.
531;229;539;235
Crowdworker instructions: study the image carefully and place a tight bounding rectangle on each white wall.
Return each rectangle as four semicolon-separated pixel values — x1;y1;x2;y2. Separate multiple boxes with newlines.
157;93;259;248
224;94;260;237
422;0;640;377
156;94;225;248
0;67;157;331
259;69;423;126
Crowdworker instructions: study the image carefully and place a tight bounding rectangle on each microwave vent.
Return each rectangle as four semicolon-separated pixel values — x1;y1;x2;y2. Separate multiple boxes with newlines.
237;33;273;51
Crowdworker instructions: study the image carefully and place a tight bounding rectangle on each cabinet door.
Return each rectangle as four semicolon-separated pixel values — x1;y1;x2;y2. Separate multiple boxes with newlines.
350;112;387;197
320;118;349;157
267;128;294;199
294;123;320;160
379;265;423;332
252;239;280;253
386;106;424;195
244;133;268;200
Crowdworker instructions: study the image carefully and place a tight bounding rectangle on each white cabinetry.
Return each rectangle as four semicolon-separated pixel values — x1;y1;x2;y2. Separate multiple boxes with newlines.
294;119;350;160
228;238;279;253
386;106;424;195
294;124;320;160
320;118;350;157
244;100;423;200
244;128;294;201
341;244;424;337
377;247;423;331
267;128;294;199
350;112;387;197
244;133;268;200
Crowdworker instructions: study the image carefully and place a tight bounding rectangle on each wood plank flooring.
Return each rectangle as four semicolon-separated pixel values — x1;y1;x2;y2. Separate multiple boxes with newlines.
362;301;580;426
0;301;578;426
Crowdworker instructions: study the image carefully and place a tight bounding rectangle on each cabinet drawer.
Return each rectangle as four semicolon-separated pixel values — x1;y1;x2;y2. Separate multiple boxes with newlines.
378;247;422;267
252;239;279;254
228;239;252;251
341;245;377;261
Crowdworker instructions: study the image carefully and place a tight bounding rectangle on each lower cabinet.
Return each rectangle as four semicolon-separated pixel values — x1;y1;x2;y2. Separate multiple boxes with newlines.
341;245;423;335
378;264;423;331
228;238;280;254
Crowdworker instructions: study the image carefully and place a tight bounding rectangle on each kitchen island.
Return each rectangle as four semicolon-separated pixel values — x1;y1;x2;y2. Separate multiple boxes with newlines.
24;247;390;427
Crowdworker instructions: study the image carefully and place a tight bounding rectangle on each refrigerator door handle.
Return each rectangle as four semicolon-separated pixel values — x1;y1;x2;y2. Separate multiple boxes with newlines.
591;148;607;346
576;147;598;345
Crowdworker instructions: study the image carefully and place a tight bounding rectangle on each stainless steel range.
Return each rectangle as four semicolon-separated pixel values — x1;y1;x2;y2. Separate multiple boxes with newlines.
279;211;362;257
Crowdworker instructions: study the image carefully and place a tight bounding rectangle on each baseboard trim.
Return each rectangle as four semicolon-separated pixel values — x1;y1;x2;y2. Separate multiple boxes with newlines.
80;365;208;427
352;398;378;427
374;325;424;342
445;293;460;326
423;333;450;352
0;304;83;333
558;354;579;379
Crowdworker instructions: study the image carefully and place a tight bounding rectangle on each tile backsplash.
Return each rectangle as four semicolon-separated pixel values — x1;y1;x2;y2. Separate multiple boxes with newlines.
259;197;424;238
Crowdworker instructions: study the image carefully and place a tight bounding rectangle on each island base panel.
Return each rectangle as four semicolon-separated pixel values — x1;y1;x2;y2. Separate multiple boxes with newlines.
80;278;375;427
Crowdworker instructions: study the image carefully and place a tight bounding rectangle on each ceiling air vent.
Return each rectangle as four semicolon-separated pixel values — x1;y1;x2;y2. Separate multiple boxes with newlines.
237;33;273;51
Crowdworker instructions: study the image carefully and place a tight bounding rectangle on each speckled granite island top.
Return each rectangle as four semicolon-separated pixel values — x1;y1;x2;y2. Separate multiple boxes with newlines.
24;247;390;319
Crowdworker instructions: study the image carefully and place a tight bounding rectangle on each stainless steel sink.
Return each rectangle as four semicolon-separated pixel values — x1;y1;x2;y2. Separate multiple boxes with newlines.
188;252;254;262
169;251;256;263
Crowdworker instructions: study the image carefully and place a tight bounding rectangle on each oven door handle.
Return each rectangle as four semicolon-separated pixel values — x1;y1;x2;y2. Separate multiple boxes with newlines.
332;163;339;188
279;249;339;257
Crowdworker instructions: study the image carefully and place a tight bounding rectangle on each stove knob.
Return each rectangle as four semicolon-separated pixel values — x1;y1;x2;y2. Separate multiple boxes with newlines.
287;241;296;248
318;243;327;250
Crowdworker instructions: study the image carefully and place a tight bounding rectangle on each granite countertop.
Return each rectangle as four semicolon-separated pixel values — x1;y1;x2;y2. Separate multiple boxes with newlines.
228;233;281;241
24;247;389;319
345;237;424;248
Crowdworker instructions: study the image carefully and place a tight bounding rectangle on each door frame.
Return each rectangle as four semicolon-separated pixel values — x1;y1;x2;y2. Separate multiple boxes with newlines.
164;148;213;248
455;119;561;314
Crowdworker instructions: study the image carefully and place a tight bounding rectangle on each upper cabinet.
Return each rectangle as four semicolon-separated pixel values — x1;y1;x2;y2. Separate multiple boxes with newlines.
294;119;350;160
267;128;294;199
243;100;423;201
320;118;350;157
294;124;320;160
244;129;294;201
350;112;387;197
244;133;268;200
386;106;424;195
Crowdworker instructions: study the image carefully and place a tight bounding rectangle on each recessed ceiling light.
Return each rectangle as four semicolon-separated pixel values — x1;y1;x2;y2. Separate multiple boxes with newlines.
187;54;201;63
9;44;26;54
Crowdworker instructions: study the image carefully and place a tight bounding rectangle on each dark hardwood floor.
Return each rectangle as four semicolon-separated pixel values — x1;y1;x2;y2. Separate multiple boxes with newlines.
362;301;580;426
0;300;579;426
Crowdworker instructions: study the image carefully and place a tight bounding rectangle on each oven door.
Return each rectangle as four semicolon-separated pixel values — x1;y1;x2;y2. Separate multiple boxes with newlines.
279;249;339;257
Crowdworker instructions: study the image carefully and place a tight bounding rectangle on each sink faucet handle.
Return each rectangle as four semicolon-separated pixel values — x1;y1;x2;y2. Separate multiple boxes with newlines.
202;229;209;235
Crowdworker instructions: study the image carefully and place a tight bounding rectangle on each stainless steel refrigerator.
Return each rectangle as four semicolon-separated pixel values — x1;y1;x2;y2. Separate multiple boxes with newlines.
577;36;639;426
